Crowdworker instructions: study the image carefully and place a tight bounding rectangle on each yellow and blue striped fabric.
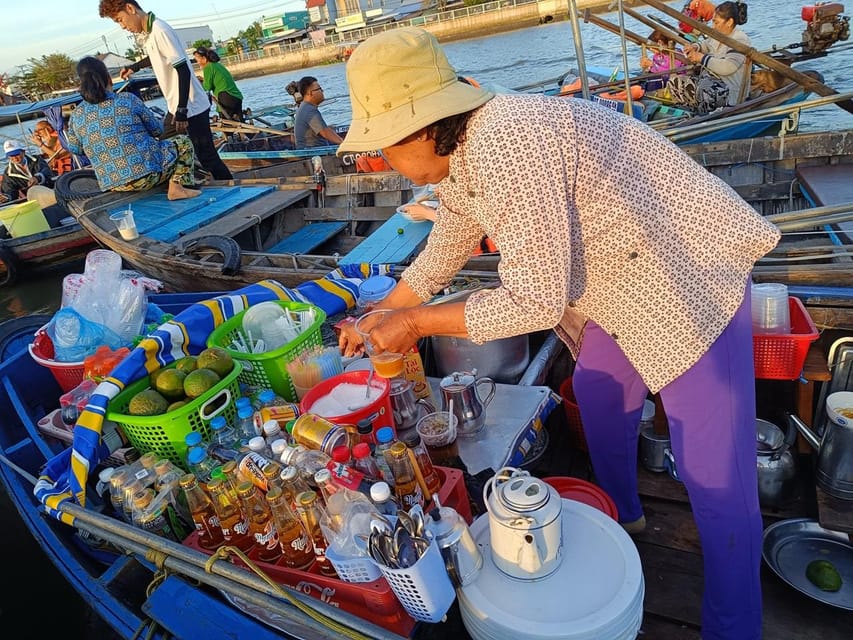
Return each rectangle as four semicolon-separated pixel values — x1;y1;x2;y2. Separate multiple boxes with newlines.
35;266;389;524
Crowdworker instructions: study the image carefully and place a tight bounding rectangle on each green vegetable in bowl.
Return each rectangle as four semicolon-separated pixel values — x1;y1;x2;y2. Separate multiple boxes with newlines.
806;559;843;592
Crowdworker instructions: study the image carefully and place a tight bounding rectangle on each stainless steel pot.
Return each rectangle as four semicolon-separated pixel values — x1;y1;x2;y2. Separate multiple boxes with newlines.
756;418;797;508
430;335;530;384
639;424;670;472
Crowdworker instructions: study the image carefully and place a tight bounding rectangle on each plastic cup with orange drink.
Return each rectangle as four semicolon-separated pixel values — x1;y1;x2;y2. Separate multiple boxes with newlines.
354;309;405;378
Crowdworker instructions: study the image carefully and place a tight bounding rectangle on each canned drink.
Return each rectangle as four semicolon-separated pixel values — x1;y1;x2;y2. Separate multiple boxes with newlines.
291;413;349;455
253;403;301;433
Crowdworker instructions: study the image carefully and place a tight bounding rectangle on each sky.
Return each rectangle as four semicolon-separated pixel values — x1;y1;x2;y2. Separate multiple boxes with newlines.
1;0;303;76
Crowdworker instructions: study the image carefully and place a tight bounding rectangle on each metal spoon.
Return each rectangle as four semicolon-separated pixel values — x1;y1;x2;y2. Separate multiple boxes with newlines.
408;504;426;538
397;509;417;536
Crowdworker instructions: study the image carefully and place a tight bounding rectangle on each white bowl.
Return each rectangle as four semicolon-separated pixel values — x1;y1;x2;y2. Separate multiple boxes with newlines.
826;391;853;426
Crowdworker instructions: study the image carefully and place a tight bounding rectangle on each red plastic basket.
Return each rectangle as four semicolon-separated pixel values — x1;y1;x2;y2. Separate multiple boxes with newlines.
27;329;85;392
753;297;819;380
559;376;587;452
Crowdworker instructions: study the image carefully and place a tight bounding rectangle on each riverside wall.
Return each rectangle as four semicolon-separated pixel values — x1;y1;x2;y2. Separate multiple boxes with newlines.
225;0;609;80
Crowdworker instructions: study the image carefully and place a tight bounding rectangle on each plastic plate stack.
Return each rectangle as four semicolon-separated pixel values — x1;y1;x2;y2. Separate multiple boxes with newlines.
458;499;645;640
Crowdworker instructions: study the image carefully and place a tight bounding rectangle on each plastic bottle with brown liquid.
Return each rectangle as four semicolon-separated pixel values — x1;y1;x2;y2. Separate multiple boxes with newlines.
294;490;338;577
236;480;282;563
179;473;225;550
266;486;315;570
207;477;254;552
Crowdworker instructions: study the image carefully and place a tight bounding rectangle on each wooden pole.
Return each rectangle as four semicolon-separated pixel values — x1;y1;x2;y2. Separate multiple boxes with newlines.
621;6;691;48
640;0;853;114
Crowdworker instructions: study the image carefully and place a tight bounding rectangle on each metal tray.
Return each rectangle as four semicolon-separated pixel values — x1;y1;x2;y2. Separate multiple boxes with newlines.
763;518;853;610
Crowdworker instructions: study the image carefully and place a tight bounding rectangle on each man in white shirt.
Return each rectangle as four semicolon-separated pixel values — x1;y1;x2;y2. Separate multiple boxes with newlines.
99;0;232;180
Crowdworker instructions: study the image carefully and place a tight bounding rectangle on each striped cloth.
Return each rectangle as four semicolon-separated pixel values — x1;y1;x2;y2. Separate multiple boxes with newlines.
35;266;389;524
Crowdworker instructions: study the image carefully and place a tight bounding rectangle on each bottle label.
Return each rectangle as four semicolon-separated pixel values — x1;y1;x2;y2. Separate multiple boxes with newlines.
403;347;431;400
291;533;310;553
401;485;424;510
238;452;274;491
326;461;365;492
254;522;279;550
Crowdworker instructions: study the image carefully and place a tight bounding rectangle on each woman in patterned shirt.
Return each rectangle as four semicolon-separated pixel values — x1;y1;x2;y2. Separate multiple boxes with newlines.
338;27;779;640
65;56;200;201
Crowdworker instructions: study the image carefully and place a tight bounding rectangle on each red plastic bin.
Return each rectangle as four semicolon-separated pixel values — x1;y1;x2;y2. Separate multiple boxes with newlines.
27;328;85;392
753;296;819;380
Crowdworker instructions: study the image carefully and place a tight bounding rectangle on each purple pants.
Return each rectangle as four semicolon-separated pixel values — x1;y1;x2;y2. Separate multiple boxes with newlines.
573;287;762;640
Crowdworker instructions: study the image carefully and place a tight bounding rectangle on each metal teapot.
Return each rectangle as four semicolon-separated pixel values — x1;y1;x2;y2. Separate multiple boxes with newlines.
756;418;797;508
789;391;853;500
389;377;434;431
439;370;496;437
482;467;563;580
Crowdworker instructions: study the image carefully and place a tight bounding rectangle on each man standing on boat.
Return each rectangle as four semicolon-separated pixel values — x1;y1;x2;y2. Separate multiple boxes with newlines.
293;76;344;149
98;0;233;181
1;139;54;201
339;27;779;640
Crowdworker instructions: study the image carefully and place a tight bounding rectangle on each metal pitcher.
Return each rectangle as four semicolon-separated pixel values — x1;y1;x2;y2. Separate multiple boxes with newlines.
428;504;482;587
756;418;797;508
789;397;853;500
439;370;496;437
388;377;434;431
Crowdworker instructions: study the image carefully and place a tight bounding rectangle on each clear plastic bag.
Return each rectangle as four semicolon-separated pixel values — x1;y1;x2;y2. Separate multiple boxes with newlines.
46;308;124;362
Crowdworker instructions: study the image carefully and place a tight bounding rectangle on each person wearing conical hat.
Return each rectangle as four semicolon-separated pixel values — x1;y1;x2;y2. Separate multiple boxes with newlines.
337;27;777;640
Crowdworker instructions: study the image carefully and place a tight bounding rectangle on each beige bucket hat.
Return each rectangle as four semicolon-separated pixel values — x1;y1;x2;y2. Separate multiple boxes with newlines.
338;27;494;154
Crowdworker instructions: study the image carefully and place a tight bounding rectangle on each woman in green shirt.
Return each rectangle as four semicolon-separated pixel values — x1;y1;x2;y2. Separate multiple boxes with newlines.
193;46;244;121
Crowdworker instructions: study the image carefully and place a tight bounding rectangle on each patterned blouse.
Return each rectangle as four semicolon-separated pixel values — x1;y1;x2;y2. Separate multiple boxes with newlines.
66;91;176;190
401;94;780;392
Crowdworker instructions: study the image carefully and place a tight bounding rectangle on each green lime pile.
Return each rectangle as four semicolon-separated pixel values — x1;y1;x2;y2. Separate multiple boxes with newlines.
126;348;234;415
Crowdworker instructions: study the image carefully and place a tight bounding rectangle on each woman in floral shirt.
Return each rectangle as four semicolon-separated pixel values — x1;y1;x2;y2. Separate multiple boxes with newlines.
66;56;200;201
339;28;779;640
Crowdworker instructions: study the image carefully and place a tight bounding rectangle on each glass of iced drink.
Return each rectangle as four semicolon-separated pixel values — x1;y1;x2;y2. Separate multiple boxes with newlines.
416;411;459;466
354;309;404;378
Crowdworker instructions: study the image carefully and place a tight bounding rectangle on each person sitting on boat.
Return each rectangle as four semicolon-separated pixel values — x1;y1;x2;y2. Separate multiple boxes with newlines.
65;57;201;201
30;121;73;176
338;27;778;640
640;30;686;76
1;139;54;202
293;76;344;149
193;46;244;122
672;1;752;108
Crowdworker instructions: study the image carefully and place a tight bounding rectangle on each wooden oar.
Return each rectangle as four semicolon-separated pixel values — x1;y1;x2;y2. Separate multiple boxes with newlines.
640;0;853;114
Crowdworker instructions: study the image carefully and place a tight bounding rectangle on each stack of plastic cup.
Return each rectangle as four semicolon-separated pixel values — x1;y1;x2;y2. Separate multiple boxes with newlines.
84;249;122;283
751;283;791;334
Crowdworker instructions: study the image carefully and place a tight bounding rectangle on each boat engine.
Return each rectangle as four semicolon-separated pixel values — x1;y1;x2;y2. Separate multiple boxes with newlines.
801;3;850;53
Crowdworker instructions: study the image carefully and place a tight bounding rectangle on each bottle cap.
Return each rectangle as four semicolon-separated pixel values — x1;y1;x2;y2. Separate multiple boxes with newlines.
376;426;394;444
370;481;391;503
314;468;331;484
185;431;203;447
248;436;266;452
187;447;207;464
331;445;350;463
178;473;197;488
236;480;254;497
352;442;371;459
285;419;296;434
139;451;158;468
236;396;251;409
279;445;303;466
262;420;280;436
358;275;396;303
270;438;288;457
210;466;226;482
356;419;373;434
259;390;274;402
132;488;153;509
237;404;253;419
98;467;115;483
210;415;226;430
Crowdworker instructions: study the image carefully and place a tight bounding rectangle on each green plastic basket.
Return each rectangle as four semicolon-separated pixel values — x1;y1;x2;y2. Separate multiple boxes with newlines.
206;301;326;402
106;361;242;470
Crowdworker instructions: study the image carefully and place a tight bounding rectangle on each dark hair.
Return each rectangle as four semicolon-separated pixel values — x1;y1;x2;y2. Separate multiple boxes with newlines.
298;76;318;97
716;1;748;26
99;0;141;18
426;110;475;157
648;30;669;45
77;56;111;104
194;46;220;63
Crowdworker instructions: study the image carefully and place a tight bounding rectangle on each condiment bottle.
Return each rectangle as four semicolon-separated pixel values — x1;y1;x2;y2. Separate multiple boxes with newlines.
356;418;375;448
180;473;224;550
207;477;254;552
266;486;315;570
352;442;382;481
294;490;337;577
400;430;442;496
236;480;282;563
386;441;424;511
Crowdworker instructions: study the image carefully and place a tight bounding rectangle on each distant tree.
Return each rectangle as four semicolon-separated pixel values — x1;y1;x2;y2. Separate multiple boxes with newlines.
193;38;214;51
226;38;241;56
239;21;264;51
14;53;77;97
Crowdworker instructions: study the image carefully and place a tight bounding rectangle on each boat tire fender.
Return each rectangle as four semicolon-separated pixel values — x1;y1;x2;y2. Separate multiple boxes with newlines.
181;235;241;276
0;244;19;287
0;313;52;360
54;169;102;213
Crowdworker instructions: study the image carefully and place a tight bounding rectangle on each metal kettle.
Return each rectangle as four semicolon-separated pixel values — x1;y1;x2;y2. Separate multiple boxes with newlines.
428;503;482;587
439;370;496;437
789;395;853;500
482;467;563;580
756;418;797;508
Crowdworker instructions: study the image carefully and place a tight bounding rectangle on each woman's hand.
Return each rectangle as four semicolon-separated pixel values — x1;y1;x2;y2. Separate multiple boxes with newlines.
366;309;421;355
399;203;438;222
640;56;653;71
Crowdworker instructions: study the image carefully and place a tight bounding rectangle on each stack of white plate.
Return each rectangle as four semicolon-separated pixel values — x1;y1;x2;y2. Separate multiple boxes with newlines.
458;499;645;640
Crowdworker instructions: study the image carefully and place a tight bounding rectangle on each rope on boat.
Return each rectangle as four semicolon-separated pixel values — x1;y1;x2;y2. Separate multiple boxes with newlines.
204;545;373;640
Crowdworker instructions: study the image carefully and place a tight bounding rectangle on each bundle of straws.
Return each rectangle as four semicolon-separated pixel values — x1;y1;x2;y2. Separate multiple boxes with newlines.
286;345;344;392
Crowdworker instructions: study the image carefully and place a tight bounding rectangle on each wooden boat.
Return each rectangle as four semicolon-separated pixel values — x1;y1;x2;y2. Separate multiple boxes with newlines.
0;201;95;287
2;291;853;638
57;168;499;293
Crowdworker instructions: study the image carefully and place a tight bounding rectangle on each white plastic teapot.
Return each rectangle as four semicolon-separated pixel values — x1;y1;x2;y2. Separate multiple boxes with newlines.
482;466;563;580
